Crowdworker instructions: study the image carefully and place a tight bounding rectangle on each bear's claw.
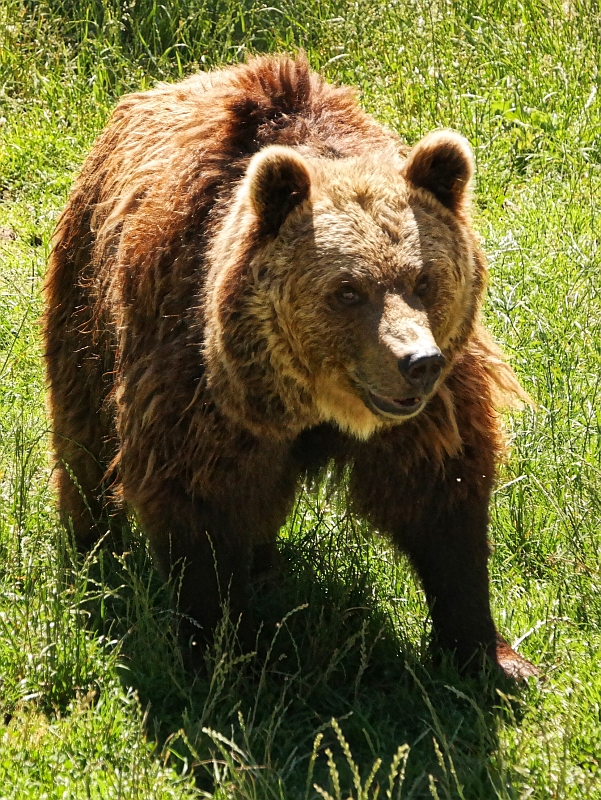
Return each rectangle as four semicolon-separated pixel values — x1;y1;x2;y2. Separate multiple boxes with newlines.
494;639;540;681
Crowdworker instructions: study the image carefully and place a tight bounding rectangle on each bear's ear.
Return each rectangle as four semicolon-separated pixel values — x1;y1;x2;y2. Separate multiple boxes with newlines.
246;146;312;236
403;130;474;214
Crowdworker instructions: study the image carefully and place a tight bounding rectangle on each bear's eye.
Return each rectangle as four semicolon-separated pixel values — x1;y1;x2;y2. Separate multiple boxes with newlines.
336;285;364;306
414;273;430;296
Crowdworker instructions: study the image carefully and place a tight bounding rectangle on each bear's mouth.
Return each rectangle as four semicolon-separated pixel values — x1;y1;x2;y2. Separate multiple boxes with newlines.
365;391;425;418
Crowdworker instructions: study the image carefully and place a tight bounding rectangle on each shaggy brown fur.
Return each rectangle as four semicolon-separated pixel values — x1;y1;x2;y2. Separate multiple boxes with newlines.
44;54;537;679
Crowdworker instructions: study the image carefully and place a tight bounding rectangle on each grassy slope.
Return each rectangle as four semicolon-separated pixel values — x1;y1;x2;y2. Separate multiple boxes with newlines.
0;0;600;796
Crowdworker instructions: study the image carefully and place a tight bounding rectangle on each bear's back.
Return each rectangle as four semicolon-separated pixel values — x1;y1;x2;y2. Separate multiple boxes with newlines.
48;56;405;349
65;56;403;266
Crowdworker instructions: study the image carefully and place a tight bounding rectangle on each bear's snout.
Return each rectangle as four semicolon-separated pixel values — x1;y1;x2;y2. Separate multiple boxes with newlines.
397;349;446;395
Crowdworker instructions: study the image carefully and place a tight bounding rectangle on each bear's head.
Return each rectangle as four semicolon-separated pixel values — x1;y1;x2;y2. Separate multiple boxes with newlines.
204;131;487;439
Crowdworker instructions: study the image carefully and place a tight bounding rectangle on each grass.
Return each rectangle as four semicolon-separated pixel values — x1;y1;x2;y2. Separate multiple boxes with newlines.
0;0;600;796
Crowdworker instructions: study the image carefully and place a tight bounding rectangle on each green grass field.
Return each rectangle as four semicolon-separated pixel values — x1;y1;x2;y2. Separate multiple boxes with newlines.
1;0;600;796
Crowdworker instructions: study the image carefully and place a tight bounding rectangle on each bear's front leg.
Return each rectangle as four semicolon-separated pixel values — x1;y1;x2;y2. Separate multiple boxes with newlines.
392;476;538;679
133;484;255;657
350;410;538;681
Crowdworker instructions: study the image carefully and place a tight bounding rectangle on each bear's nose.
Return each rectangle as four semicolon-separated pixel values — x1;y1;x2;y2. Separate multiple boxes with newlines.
398;350;446;394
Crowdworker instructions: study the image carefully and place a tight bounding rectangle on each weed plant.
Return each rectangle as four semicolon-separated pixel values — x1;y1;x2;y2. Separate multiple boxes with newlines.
0;0;600;797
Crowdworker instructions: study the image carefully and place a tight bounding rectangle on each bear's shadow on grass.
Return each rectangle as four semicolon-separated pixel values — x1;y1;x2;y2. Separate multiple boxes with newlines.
81;498;524;799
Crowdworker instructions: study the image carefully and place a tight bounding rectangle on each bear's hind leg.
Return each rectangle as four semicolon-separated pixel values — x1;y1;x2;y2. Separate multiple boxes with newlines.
52;423;126;552
54;443;108;549
46;346;126;550
44;242;124;550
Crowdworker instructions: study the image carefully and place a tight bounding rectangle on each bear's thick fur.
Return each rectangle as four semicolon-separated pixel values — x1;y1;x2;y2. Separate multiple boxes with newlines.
43;54;537;679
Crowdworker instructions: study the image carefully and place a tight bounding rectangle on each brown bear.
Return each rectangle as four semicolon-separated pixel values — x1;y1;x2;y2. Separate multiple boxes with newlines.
43;54;537;680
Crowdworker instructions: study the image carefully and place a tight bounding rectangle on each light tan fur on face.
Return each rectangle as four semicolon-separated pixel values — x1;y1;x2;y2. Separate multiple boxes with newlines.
264;156;480;438
203;135;518;444
314;370;384;439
